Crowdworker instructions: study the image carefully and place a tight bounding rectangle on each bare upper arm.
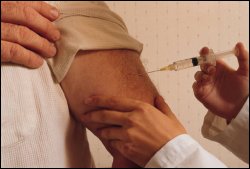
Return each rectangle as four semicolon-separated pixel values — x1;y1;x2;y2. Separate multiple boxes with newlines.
61;49;158;120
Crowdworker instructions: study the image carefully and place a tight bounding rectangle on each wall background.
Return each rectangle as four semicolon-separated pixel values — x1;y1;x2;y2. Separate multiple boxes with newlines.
87;1;249;168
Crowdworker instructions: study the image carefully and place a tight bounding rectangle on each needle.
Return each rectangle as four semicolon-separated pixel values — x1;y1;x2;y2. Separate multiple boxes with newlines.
127;73;145;76
147;70;160;74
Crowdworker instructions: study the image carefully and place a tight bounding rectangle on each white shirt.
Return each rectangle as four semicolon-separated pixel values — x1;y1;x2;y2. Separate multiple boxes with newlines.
146;98;249;168
1;63;93;168
1;1;142;167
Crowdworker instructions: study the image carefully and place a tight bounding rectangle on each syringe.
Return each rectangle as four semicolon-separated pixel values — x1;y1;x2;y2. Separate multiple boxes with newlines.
148;48;238;73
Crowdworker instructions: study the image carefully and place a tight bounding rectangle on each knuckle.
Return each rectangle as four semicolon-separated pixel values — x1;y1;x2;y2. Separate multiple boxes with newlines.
1;3;7;17
15;1;25;6
9;43;20;59
23;6;35;23
123;143;134;156
1;23;12;38
9;43;22;62
35;1;43;11
125;128;134;141
88;97;99;105
137;103;150;114
125;114;135;126
108;97;118;107
17;26;31;41
1;4;17;21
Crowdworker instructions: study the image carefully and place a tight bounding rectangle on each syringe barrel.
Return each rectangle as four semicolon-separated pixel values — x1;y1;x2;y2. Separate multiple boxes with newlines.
203;49;235;66
168;49;236;71
173;57;204;70
210;49;236;60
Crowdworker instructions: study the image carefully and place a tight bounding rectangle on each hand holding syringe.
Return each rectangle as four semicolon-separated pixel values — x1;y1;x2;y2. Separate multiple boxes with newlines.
148;48;239;73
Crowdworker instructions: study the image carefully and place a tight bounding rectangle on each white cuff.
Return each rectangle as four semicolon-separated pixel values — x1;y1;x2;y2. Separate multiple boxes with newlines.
145;134;227;168
202;98;249;163
145;134;198;168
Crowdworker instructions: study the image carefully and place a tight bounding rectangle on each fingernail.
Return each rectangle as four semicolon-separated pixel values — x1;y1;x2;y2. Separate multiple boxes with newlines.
50;8;59;19
234;46;240;56
32;57;44;69
37;58;44;66
53;30;61;41
49;43;57;56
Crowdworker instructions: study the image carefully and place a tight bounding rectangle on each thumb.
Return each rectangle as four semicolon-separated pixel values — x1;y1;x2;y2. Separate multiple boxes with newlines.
235;42;249;76
155;95;172;115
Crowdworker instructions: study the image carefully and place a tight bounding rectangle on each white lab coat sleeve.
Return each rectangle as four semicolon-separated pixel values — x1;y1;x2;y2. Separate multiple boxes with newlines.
145;134;226;168
202;98;249;164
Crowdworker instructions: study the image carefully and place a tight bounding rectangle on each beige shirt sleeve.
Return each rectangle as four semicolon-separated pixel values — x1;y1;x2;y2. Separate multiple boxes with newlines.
202;98;249;164
47;1;143;82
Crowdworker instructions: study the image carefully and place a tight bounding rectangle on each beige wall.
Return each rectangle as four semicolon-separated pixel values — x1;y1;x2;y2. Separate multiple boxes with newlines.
87;1;249;168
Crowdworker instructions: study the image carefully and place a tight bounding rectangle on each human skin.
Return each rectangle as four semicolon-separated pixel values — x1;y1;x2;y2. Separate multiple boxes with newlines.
60;49;159;168
81;95;186;167
78;43;249;167
193;42;249;122
1;1;60;68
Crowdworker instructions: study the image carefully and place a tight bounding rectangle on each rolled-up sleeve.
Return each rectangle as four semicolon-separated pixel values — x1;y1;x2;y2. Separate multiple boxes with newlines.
47;1;143;82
